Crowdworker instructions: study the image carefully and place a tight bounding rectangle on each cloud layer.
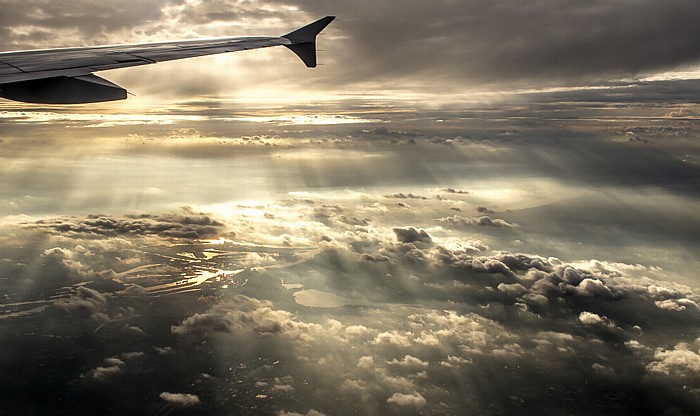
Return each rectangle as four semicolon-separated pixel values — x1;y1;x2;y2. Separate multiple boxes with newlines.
1;180;699;414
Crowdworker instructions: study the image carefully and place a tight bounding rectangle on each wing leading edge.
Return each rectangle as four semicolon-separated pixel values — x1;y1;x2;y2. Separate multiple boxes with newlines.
0;16;335;104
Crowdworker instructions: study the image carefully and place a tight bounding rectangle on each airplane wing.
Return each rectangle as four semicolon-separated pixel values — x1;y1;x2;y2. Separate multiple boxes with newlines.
0;16;335;104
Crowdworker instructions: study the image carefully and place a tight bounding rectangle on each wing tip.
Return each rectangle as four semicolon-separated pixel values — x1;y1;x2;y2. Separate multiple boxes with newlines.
283;16;336;45
282;16;336;68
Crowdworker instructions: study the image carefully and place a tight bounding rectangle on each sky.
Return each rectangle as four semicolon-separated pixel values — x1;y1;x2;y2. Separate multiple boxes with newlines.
2;1;700;415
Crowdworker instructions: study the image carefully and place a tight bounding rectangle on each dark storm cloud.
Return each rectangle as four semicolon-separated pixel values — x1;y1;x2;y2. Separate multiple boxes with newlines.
392;227;432;244
29;208;225;239
369;235;699;334
0;0;169;48
293;219;699;330
3;0;700;89
289;0;700;87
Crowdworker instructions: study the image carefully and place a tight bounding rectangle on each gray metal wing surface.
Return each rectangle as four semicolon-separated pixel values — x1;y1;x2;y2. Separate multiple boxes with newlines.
0;16;334;104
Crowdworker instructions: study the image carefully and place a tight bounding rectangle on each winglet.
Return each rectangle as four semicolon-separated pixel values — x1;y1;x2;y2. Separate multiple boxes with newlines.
282;16;335;68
